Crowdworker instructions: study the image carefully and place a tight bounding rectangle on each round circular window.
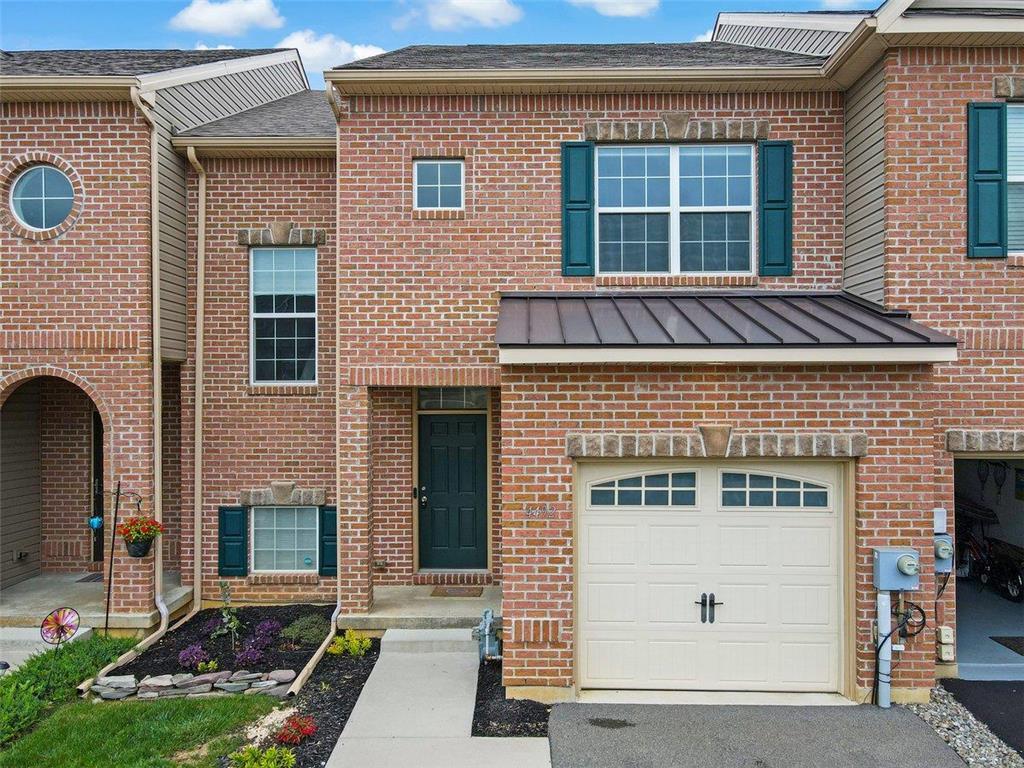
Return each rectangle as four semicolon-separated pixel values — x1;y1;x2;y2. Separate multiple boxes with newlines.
10;165;75;231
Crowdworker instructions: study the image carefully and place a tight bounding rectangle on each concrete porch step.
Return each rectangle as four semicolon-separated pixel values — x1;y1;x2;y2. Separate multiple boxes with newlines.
380;628;478;654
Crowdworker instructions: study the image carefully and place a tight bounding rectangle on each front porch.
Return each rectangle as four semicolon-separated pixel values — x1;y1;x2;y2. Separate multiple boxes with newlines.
0;570;191;631
338;585;501;631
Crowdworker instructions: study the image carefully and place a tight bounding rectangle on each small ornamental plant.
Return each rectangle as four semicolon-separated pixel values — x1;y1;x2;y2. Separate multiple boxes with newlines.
233;643;264;668
178;643;210;671
274;715;317;746
196;659;219;673
229;745;296;768
116;515;165;557
327;630;371;658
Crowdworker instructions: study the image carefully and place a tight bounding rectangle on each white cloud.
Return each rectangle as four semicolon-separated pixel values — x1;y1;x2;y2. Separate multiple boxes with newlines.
424;0;523;30
170;0;284;36
692;28;713;42
568;0;658;17
195;42;236;50
276;29;385;73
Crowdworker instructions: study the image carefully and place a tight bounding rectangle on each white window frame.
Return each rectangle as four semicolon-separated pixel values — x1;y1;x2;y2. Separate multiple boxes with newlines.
594;143;757;276
717;469;833;512
9;164;75;232
587;469;700;509
250;506;320;574
249;247;317;386
1008;104;1024;257
413;158;465;211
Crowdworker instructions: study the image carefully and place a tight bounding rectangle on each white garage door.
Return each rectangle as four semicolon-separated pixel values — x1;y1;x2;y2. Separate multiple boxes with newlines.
579;461;842;692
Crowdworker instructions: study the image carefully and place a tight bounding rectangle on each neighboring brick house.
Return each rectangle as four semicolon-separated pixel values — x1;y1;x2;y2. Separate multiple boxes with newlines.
2;0;1022;707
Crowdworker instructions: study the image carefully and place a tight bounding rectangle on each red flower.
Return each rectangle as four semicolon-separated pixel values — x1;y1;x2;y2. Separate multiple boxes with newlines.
115;515;165;543
274;715;317;745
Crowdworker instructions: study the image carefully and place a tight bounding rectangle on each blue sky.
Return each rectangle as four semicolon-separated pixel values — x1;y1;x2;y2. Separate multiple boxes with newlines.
0;0;866;86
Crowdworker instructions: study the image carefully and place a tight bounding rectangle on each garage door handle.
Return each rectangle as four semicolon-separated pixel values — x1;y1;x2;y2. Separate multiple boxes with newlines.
694;593;707;623
708;593;724;624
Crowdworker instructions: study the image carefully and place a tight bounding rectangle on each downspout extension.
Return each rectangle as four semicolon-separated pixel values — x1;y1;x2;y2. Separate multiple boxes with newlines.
130;85;168;637
176;145;208;630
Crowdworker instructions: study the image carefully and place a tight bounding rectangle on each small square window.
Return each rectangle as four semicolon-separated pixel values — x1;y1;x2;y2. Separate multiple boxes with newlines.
414;159;464;210
251;506;318;572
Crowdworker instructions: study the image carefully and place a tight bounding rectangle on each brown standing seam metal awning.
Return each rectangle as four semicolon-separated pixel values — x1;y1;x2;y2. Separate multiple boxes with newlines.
495;292;959;364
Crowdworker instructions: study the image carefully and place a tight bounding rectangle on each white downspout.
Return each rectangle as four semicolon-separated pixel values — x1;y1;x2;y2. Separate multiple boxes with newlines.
130;85;168;636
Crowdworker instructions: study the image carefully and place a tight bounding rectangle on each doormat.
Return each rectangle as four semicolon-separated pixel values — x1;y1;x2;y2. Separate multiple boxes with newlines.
76;573;103;583
431;586;483;598
991;636;1024;657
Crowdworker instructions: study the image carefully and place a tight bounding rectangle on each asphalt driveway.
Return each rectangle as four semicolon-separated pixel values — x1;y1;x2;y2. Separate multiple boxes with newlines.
549;703;965;768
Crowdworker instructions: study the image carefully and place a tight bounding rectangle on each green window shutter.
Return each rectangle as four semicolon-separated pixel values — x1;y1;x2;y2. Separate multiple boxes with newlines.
967;102;1008;258
319;506;337;577
561;141;595;276
758;140;794;276
218;506;248;577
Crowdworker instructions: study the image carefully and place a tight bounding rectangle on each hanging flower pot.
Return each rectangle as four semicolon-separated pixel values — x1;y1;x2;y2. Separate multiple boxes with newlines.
125;538;153;558
116;515;165;558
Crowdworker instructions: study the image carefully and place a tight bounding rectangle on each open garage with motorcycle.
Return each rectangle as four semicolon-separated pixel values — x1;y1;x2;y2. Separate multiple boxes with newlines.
953;458;1024;680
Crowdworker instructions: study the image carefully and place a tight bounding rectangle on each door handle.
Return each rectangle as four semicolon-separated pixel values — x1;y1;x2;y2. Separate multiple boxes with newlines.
694;592;708;624
708;593;724;624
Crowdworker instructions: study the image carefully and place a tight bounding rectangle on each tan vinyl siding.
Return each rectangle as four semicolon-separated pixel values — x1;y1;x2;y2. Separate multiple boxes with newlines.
154;60;307;360
1;380;41;589
715;24;849;56
843;59;887;305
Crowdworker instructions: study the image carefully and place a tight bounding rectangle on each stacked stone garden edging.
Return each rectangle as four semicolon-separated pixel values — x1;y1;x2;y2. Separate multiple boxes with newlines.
90;668;297;701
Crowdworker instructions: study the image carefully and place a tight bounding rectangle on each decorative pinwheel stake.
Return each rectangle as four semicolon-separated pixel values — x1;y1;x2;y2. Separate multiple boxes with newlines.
41;607;80;695
41;607;80;646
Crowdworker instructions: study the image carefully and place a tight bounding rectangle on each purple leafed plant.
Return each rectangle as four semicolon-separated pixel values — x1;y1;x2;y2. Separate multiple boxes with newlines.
252;619;282;647
178;642;210;670
201;615;224;637
234;643;264;668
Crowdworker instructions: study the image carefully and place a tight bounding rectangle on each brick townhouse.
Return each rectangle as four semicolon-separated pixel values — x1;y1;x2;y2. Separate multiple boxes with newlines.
1;0;1023;704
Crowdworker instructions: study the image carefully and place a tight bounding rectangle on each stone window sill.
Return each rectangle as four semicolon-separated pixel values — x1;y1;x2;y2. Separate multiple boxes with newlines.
247;385;319;397
247;573;321;586
595;274;759;288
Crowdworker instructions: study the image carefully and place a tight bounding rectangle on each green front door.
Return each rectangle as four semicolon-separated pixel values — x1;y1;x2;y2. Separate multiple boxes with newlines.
418;413;488;569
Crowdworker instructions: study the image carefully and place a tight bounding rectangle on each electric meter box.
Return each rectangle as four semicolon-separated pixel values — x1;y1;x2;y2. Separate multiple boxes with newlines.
934;534;955;574
873;547;921;591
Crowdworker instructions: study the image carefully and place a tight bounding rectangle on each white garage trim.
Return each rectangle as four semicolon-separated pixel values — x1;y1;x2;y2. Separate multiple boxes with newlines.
573;459;856;700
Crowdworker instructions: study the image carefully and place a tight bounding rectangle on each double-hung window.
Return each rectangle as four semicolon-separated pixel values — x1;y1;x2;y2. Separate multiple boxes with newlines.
251;247;317;384
596;144;755;274
1009;105;1024;255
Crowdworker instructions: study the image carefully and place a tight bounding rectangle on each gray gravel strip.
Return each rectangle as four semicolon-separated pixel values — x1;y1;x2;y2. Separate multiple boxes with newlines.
906;685;1024;768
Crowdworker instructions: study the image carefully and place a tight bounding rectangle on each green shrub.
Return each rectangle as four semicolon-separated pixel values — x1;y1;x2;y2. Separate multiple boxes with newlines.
228;745;296;768
280;614;330;647
0;633;134;747
327;629;371;657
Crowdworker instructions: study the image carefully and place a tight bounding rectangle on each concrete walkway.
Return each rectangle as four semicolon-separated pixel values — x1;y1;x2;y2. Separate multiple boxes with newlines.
327;629;550;768
0;626;92;671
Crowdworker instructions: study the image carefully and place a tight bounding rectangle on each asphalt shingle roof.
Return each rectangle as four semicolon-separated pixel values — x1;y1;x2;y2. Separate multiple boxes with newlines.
336;42;826;71
179;91;335;138
0;49;287;77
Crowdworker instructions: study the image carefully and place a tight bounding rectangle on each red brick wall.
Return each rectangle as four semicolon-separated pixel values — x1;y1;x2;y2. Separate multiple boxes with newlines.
499;365;939;693
162;363;182;573
0;100;155;612
335;92;846;378
882;47;1024;643
38;377;94;571
180;157;337;603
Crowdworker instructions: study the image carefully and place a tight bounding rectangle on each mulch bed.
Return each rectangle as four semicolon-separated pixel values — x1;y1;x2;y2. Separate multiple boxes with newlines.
267;636;381;768
118;604;335;677
472;658;550;737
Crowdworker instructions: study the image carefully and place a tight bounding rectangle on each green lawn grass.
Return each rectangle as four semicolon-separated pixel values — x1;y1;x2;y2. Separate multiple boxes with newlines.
0;696;277;768
0;633;135;746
